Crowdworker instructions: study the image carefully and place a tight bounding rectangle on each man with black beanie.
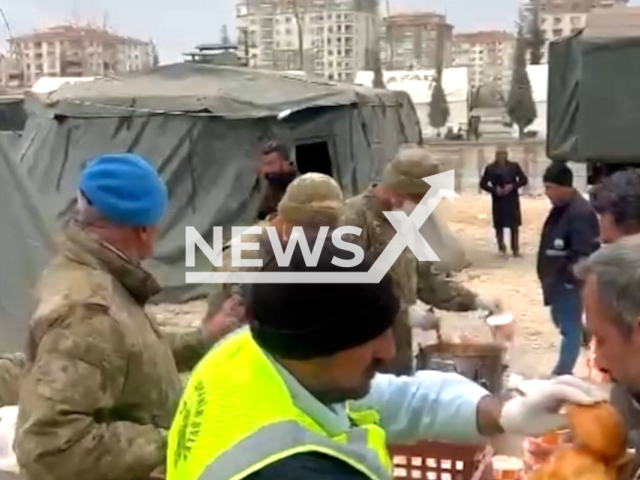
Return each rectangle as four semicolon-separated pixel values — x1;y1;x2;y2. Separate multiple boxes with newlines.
168;238;610;480
537;161;600;376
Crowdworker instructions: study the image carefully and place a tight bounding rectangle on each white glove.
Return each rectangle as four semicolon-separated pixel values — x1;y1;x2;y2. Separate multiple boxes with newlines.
500;375;610;436
408;301;440;331
0;406;18;474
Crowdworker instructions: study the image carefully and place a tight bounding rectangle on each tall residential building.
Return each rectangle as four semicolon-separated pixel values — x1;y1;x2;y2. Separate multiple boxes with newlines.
236;0;378;83
380;12;453;70
8;24;156;87
452;31;515;94
521;0;628;61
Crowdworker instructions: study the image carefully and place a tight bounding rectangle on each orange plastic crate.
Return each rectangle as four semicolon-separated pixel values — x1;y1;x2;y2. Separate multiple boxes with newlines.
389;441;493;480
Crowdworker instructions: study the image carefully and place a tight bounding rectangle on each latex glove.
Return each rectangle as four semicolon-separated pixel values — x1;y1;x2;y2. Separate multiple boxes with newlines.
476;296;504;315
0;406;18;473
408;301;440;331
500;375;610;436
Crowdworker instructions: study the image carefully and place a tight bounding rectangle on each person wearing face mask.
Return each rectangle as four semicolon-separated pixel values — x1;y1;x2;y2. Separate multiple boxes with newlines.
13;154;232;480
536;161;600;377
203;172;345;333
256;140;299;221
340;145;502;375
202;141;299;331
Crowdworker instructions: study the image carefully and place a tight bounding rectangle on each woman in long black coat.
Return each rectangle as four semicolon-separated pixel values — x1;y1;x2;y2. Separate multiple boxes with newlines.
480;146;529;256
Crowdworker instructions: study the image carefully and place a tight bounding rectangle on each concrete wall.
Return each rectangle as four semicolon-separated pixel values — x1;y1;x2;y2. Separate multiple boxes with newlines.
423;139;587;195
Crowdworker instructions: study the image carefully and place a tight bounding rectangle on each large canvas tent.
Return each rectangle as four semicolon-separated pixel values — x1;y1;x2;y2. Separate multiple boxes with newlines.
15;62;421;302
0;141;53;353
547;7;640;162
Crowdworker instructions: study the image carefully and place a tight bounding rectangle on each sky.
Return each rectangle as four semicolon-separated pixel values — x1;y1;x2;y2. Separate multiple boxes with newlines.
1;0;639;64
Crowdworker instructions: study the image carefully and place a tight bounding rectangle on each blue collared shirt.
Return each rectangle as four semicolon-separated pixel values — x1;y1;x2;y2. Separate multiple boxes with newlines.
266;351;490;445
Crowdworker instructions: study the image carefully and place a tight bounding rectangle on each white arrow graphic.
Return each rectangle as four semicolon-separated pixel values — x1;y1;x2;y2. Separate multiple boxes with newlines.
186;169;456;284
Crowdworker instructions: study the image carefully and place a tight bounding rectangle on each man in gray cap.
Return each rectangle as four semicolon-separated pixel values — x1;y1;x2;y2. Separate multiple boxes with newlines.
341;144;503;375
14;153;234;480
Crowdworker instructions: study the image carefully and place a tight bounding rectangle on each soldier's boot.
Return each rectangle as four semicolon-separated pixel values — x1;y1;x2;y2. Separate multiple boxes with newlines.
495;228;507;255
511;228;521;257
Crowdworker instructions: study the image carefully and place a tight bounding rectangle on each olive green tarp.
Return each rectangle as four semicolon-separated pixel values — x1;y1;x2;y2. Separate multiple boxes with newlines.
547;7;640;162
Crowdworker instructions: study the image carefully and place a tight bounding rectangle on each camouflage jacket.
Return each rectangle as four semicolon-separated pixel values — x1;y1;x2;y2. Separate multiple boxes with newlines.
14;223;211;480
204;214;280;320
417;262;478;312
0;353;26;406
340;188;418;309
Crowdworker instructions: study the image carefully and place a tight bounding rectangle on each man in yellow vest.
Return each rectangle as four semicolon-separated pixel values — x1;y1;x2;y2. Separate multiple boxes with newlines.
168;241;609;480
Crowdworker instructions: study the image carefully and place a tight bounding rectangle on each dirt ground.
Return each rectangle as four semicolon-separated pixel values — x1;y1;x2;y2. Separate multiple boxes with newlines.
150;192;588;380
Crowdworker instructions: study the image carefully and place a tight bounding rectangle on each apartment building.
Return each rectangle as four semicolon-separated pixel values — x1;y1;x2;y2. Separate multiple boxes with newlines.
8;24;155;87
236;0;378;82
380;12;453;70
520;0;628;61
452;31;515;94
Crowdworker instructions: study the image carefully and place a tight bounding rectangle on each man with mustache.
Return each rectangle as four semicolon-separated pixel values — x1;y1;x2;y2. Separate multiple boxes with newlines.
202;140;299;329
167;240;608;480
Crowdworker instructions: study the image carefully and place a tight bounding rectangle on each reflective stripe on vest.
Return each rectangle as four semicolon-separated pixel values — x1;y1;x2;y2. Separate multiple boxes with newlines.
195;420;389;480
166;330;391;480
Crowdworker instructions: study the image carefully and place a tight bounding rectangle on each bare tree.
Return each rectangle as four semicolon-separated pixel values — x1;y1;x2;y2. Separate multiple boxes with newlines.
290;0;308;71
527;0;545;65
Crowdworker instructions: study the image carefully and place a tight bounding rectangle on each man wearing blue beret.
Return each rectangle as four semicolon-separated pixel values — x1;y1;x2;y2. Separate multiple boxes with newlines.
13;153;235;480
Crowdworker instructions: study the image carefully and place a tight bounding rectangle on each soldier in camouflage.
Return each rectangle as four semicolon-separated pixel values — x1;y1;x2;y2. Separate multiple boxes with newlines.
202;140;299;328
204;172;344;326
0;354;25;407
14;154;235;480
340;144;502;375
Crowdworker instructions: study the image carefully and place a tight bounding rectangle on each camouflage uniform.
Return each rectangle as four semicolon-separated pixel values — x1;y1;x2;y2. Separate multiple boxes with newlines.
417;262;478;312
204;214;276;322
0;353;25;406
341;187;418;375
14;222;213;480
205;173;344;322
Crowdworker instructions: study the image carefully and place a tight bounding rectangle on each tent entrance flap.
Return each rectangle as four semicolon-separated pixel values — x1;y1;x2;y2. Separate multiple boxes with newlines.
295;138;334;177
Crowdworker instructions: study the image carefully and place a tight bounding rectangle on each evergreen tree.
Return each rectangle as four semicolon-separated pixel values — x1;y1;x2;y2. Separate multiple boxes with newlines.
507;24;537;138
149;40;160;68
428;71;450;134
428;31;449;134
220;24;231;45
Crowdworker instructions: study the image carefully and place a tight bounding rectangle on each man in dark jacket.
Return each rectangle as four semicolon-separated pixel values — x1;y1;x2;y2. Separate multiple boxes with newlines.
480;145;529;256
537;161;600;376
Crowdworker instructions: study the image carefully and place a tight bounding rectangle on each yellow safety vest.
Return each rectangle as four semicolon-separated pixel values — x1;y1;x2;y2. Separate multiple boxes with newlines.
166;330;392;480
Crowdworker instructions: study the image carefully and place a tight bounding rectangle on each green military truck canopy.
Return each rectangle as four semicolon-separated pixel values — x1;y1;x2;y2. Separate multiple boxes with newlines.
547;7;640;163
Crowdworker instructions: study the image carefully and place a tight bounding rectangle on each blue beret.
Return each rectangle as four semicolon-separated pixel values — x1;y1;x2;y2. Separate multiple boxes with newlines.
79;153;168;227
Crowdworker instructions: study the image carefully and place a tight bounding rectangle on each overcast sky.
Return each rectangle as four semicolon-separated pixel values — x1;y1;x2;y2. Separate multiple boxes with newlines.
1;0;639;63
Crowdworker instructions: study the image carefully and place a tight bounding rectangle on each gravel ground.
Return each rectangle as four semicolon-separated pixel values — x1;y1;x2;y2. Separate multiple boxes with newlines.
149;192;588;380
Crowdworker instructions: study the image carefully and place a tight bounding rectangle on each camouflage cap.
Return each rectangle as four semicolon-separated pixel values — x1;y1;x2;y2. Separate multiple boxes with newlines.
277;173;344;227
381;144;441;196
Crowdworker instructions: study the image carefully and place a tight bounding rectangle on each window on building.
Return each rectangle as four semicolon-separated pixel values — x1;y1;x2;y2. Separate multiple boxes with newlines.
552;28;563;37
553;16;562;25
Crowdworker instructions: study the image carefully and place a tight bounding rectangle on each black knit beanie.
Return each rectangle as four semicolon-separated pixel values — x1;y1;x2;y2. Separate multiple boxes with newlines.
543;161;573;187
247;235;399;360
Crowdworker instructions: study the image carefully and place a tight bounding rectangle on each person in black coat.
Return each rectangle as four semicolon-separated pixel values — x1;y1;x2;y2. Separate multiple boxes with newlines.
537;161;600;376
480;145;529;256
